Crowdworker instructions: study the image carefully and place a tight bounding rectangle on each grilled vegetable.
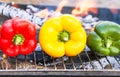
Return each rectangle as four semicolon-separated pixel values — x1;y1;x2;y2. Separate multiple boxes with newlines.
87;21;120;56
0;17;37;57
39;14;87;58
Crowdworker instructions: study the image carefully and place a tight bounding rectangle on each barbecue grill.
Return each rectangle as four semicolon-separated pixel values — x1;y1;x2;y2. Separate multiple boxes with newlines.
0;2;120;77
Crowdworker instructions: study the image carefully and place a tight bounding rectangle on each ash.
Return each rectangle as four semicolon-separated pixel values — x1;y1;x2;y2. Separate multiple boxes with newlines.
77;56;120;70
80;15;99;30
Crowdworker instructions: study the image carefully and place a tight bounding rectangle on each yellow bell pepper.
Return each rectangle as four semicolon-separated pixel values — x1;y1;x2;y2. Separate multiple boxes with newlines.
39;14;87;58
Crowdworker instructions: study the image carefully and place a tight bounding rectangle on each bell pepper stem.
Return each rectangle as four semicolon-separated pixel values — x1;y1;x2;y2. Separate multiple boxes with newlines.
12;34;25;45
106;39;112;48
58;30;70;42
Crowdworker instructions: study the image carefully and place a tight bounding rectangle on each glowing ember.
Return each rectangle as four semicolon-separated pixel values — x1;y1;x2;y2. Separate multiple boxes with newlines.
11;2;19;8
110;9;118;14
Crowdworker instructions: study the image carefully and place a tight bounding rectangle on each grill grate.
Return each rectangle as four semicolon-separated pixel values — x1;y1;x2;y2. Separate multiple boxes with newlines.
0;46;120;76
0;50;120;71
0;2;120;76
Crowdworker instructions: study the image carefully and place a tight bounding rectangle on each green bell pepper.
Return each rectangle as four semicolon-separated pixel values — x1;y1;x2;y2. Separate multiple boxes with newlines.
87;21;120;56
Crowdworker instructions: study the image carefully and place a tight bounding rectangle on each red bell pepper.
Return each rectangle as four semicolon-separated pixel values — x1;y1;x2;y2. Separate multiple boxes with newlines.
0;17;37;57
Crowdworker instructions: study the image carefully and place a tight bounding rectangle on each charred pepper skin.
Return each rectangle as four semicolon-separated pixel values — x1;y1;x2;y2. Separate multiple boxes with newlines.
87;21;120;56
0;17;37;57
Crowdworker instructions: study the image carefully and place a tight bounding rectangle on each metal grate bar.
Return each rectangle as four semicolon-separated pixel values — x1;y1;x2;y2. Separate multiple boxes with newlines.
62;57;66;70
94;54;104;69
33;52;37;69
105;56;113;69
42;51;47;69
114;57;120;66
15;57;18;70
84;51;94;69
24;55;27;69
52;58;57;70
78;54;85;70
70;57;76;70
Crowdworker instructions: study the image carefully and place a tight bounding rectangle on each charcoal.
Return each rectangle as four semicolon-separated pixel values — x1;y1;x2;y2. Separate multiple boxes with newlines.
2;5;11;17
0;3;7;14
0;3;45;26
26;5;39;13
32;16;46;26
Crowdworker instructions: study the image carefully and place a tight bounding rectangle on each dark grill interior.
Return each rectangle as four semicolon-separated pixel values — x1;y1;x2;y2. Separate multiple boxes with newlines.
0;2;120;77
